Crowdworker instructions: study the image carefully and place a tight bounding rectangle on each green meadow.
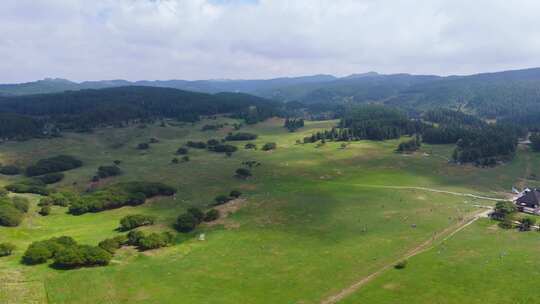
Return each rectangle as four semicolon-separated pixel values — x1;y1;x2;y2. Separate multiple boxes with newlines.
0;118;538;303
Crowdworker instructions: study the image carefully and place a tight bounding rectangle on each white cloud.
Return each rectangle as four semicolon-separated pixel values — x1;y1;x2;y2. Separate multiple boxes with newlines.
2;0;540;82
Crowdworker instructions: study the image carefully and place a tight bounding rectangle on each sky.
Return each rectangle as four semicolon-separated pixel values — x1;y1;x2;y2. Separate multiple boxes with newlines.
2;0;540;83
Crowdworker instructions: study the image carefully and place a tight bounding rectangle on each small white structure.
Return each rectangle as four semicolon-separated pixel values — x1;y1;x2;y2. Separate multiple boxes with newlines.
198;233;206;241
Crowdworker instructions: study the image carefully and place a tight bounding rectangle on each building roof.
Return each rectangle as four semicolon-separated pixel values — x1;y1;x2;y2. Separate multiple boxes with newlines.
516;189;540;208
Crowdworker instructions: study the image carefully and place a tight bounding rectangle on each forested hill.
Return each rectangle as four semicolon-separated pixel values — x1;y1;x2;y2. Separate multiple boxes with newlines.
4;67;540;122
0;86;280;140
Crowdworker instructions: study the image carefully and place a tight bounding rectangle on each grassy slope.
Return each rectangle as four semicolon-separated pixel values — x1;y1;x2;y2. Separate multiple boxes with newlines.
0;118;538;303
342;219;540;304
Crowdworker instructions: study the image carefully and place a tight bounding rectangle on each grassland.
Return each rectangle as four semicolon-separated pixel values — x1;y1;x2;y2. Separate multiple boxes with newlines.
0;118;539;303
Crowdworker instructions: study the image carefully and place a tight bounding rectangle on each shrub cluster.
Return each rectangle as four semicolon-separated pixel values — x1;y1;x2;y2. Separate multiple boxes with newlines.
225;132;258;141
397;136;421;153
96;165;121;179
22;236;111;268
137;143;150;150
176;207;220;231
0;197;24;227
235;168;252;179
5;180;49;195
245;143;257;150
186;141;207;149
0;165;21;175
39;206;51;216
12;196;30;213
69;182;176;215
209;144;238;153
127;230;174;251
34;172;65;184
176;147;189;155
119;214;156;231
0;243;16;257
25;155;82;177
98;235;128;254
261;142;277;151
38;192;71;207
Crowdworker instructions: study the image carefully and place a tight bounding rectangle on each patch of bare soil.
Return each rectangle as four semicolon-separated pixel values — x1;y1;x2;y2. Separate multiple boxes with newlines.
204;198;248;229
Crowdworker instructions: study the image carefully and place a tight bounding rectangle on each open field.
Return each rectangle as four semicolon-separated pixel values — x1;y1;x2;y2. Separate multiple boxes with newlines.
1;118;539;303
341;218;540;304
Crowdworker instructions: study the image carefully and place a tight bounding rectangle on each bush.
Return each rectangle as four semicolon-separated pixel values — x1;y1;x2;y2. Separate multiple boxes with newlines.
176;147;188;155
176;213;198;233
261;142;277;151
126;230;174;251
97;165;121;178
113;160;122;165
34;172;65;184
0;199;23;227
138;232;174;250
187;207;204;224
207;139;221;147
0;165;21;175
245;143;257;150
208;144;238;154
499;217;514;229
98;235;128;254
127;230;146;245
181;156;190;162
214;195;232;206
53;245;112;268
39;205;51;216
171;158;179;164
25;155;82;177
68;182;176;215
225;132;258;141
12;196;30;213
235;168;252;179
204;209;220;222
230;190;242;198
119;214;156;231
186;141;207;149
0;243;16;257
137;143;150;150
5;180;49;195
519;217;536;232
22;236;77;265
394;260;407;269
49;192;71;207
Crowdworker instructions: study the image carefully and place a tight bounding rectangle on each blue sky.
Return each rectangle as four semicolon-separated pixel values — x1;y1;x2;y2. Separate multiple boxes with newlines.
2;0;540;83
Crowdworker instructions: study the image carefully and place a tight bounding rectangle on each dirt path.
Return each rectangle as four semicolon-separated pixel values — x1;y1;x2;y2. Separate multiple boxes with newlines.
349;184;509;201
320;208;491;304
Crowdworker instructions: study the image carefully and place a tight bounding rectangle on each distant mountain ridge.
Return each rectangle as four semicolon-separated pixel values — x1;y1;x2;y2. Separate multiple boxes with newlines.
3;67;540;119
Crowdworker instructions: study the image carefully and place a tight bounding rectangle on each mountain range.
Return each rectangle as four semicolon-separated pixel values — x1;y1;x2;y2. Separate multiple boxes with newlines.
3;67;540;118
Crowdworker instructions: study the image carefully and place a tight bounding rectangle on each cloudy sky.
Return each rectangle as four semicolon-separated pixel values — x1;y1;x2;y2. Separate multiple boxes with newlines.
2;0;540;83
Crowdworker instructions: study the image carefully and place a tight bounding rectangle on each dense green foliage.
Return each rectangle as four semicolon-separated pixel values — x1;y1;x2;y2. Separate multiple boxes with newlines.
127;230;174;251
284;118;305;132
225;132;258;141
261;142;277;151
119;214;155;231
98;235;128;254
0;242;16;257
12;196;30;213
22;236;113;268
0;165;21;175
452;125;518;166
34;172;65;184
397;136;421;153
0;197;23;227
204;209;220;222
25;155;82;177
0;86;279;138
97;165;121;179
69;182;176;215
5;179;49;195
340;105;421;141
